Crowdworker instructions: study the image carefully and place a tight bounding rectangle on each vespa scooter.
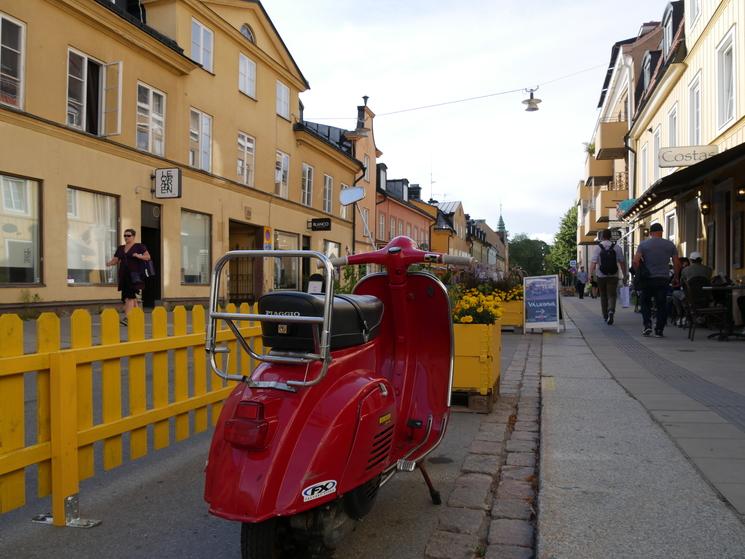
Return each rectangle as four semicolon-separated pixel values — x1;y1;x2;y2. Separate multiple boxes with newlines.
204;236;472;557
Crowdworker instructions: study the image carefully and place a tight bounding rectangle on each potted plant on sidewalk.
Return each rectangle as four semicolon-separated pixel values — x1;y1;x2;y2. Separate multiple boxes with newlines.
450;287;503;411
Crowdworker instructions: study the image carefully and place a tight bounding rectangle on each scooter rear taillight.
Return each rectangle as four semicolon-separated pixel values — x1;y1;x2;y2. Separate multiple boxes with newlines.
224;402;269;450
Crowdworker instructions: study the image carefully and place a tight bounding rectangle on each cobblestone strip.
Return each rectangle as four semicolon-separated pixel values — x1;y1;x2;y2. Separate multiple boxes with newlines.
425;336;541;559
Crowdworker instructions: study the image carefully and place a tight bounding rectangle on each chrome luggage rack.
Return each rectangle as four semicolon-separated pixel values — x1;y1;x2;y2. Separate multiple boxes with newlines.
205;250;336;392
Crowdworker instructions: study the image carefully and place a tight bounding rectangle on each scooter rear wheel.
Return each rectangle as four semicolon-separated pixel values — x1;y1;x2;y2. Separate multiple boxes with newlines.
241;519;280;559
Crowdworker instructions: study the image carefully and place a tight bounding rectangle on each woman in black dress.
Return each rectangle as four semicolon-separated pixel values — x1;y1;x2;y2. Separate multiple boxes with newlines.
107;228;151;323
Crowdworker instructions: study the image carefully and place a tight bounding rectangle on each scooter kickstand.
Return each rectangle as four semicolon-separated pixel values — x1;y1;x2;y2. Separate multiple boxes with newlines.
418;462;441;505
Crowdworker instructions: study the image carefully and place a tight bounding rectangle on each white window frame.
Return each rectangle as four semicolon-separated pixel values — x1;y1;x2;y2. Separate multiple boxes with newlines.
378;213;385;239
689;0;701;26
667;104;677;148
689;74;701;145
238;53;256;98
67;48;109;134
240;24;255;43
301;163;313;207
189;108;212;172
136;82;166;156
389;216;396;240
716;27;736;131
1;175;29;214
276;80;290;119
237;131;255;187
653;126;661;182
640;143;648;192
0;13;25;110
662;13;673;58
665;211;676;243
363;155;370;181
398;221;403;237
67;187;77;218
322;174;332;213
339;183;349;219
275;150;289;198
191;18;213;72
406;223;411;238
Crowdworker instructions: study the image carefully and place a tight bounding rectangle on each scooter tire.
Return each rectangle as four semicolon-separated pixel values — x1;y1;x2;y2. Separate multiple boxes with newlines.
241;519;279;559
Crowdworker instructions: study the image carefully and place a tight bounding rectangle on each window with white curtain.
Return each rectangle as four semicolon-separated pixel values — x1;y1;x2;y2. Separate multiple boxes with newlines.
379;213;385;239
238;53;256;98
0;14;24;109
181;209;211;284
237;132;255;187
275;150;289;198
689;76;701;144
301;163;313;207
717;29;735;129
323;174;332;213
276;80;289;119
136;83;165;155
191;18;213;71
1;175;40;284
189;108;212;172
66;187;117;285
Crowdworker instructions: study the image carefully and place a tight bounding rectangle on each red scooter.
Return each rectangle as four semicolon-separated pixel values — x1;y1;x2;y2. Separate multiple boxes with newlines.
204;236;472;557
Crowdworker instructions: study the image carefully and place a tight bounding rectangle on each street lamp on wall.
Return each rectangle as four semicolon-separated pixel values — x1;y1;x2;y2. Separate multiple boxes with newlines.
700;200;711;215
736;186;745;202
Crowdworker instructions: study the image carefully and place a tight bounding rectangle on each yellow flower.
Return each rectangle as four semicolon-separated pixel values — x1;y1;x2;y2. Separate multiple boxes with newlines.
461;315;474;323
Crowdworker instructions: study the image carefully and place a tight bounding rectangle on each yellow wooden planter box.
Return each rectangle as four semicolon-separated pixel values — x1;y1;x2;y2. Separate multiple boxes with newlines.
453;322;501;399
500;300;524;328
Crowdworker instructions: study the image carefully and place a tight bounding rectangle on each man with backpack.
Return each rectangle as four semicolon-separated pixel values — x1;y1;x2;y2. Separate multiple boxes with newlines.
589;228;628;325
633;223;681;337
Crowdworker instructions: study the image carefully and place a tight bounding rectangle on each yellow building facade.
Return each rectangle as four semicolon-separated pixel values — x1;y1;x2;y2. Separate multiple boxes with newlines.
0;0;360;310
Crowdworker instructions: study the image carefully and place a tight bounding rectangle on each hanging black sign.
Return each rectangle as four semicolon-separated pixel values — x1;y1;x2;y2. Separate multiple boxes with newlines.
309;218;331;231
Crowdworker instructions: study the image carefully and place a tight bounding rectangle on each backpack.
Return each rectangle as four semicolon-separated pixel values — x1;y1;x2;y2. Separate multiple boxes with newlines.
598;241;618;275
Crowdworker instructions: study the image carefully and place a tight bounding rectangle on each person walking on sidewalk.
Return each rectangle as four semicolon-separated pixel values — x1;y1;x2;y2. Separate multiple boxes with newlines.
107;228;151;324
575;266;588;299
633;223;681;337
589;229;628;325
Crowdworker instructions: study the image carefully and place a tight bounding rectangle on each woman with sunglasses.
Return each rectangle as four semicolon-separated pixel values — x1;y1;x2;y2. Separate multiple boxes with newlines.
107;228;151;324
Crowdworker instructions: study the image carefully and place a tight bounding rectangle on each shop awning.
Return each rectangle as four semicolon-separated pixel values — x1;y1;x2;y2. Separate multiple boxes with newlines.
622;141;745;220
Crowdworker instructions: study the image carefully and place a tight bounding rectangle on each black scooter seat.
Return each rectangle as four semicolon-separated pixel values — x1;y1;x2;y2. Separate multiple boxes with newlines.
258;292;383;352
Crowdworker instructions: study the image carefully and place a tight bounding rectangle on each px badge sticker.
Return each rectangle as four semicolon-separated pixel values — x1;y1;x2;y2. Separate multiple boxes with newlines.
302;480;337;502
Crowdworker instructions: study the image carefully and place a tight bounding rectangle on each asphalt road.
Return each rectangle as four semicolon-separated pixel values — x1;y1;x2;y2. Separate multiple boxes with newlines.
0;410;481;559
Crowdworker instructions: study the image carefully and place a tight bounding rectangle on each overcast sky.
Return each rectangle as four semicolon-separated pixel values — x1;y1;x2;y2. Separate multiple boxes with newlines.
264;0;669;244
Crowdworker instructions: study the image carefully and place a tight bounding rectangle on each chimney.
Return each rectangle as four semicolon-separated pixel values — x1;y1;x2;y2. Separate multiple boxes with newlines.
409;184;421;200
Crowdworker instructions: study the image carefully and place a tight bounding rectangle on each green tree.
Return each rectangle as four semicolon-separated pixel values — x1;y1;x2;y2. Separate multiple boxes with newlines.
509;234;550;276
546;206;578;277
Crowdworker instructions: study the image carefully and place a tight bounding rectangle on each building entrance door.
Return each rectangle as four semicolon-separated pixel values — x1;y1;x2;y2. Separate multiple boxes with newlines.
228;220;263;305
141;201;161;308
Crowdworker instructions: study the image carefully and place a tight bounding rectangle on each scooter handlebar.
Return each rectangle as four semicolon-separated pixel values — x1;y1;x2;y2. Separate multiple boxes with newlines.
330;256;348;267
441;255;475;266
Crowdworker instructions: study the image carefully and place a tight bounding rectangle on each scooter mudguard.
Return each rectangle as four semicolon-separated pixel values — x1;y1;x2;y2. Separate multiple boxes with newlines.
204;342;395;523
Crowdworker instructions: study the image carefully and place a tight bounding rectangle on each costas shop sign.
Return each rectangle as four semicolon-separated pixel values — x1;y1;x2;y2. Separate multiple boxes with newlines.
658;145;718;168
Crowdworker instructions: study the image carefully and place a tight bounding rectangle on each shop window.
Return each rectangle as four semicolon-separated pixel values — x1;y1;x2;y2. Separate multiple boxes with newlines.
275;150;289;198
181;209;211;284
323;174;332;213
1;174;40;283
191;18;213;71
66;187;117;285
274;230;299;290
136;82;165;155
237;131;255;187
239;53;256;98
324;240;340;259
189;108;212;172
0;14;25;109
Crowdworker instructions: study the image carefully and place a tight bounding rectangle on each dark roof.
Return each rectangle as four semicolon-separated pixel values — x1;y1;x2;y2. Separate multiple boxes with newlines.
597;37;637;109
95;0;184;54
436;201;461;215
294;121;355;159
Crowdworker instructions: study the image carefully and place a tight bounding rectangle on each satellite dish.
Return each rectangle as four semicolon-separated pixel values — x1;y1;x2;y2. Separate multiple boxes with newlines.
340;186;365;206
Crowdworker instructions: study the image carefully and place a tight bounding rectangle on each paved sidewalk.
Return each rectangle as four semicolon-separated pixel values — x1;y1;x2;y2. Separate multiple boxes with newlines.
538;299;745;558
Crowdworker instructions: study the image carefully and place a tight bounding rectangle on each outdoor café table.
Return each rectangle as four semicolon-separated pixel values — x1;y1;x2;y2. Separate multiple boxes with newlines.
702;284;745;341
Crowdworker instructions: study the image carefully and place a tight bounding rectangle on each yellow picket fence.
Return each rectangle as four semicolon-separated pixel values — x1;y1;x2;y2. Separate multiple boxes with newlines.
0;304;261;526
